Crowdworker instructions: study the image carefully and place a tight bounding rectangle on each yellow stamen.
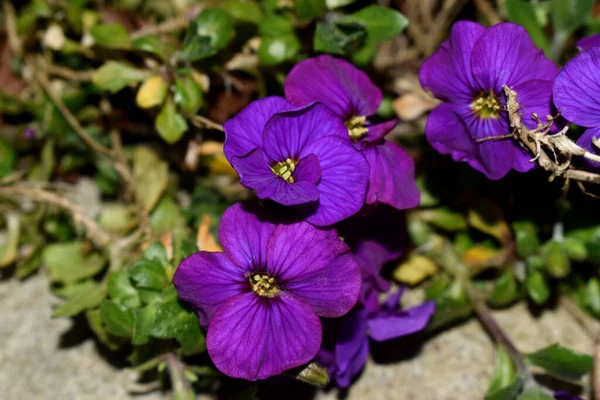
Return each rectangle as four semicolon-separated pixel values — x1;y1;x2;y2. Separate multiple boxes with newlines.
271;158;297;183
248;273;279;298
346;115;369;141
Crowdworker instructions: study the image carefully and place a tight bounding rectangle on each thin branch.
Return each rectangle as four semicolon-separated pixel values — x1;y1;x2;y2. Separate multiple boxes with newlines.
163;352;195;400
46;64;94;81
131;15;190;39
192;115;224;132
0;186;113;246
474;0;502;25
2;0;22;58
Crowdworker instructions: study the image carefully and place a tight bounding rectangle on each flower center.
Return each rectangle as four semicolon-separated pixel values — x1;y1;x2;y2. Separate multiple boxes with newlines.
249;273;279;298
271;158;297;183
346;116;368;141
471;90;501;119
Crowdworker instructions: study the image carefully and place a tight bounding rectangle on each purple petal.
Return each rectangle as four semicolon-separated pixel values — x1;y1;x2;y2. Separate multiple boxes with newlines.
419;21;485;103
334;307;369;388
294;154;321;184
471;23;557;92
218;202;276;270
425;103;477;163
262;103;347;162
223;96;293;160
577;33;600;52
266;221;361;317
512;145;537;173
381;287;405;312
554;391;583;400
173;252;248;327
231;148;320;206
513;79;559;132
206;292;322;380
363;140;420;209
553;47;600;127
300;136;369;226
575;126;600;173
362;119;398;143
284;55;382;119
368;301;436;342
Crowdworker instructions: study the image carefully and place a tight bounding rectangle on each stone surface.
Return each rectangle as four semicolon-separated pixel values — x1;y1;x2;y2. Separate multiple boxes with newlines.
0;272;594;400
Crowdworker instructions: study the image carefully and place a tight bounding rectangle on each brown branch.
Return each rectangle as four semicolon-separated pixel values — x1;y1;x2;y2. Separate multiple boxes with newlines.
192;115;224;132
2;0;22;58
47;64;94;81
131;15;190;39
474;0;501;25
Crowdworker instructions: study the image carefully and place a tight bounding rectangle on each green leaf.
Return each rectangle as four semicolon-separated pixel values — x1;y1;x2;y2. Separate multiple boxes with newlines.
90;23;131;49
526;270;550;305
0;140;16;179
222;0;263;24
107;270;141;308
562;237;587;261
259;14;294;37
174;76;204;117
512;221;540;258
326;0;356;8
550;0;594;35
259;35;301;65
98;203;136;234
129;259;169;290
43;242;106;284
0;212;20;268
517;388;554;400
156;98;188;144
344;5;409;42
86;309;124;351
52;283;106;317
100;300;135;337
133;147;168;212
92;61;151;93
296;0;326;20
150;196;184;235
132;35;174;61
314;20;366;55
426;282;473;331
179;9;234;61
485;346;522;400
505;0;550;55
584;278;600;317
143;241;169;266
525;343;593;380
489;269;521;307
417;208;468;231
542;240;570;278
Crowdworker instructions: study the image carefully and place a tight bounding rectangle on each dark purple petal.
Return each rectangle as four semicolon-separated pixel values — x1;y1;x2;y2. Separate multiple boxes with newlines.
206;292;321;380
223;96;293;160
300;136;369;226
363;140;420;209
362;119;398;143
553;47;600;127
284;55;382;119
262;103;347;162
419;21;486;103
554;391;583;400
380;287;405;312
231;148;320;206
368;300;436;342
575;126;600;173
511;145;537;173
294;154;321;184
218;202;276;270
266;221;361;317
471;23;557;93
425;103;477;163
577;33;600;52
173;252;248;327
513;79;559;132
334;307;369;388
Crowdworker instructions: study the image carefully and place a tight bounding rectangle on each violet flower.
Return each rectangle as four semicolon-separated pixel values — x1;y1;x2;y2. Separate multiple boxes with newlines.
284;55;420;211
576;34;600;52
554;392;583;400
419;22;558;180
224;99;369;226
553;46;600;173
317;288;435;388
173;203;361;380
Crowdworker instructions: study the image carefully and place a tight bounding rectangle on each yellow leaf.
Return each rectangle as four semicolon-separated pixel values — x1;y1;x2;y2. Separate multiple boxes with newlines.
461;246;501;270
196;215;222;252
468;199;511;243
393;254;438;285
208;154;237;176
136;75;168;109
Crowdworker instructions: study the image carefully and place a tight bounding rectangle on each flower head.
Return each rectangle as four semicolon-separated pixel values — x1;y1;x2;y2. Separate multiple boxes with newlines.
284;55;420;211
317;287;435;388
173;203;361;380
577;33;600;52
419;22;558;180
553;46;600;173
224;98;369;226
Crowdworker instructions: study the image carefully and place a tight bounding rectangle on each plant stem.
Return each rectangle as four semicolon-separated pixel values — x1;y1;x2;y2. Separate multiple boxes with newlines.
163;352;195;400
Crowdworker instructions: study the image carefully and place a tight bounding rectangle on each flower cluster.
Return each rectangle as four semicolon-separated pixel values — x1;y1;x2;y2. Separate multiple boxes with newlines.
174;57;433;383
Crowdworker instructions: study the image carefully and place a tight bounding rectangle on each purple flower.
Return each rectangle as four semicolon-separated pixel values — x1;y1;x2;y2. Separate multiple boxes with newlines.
173;203;361;380
553;46;600;173
317;288;435;388
284;55;420;211
577;33;600;52
554;391;583;400
419;22;558;180
224;98;369;226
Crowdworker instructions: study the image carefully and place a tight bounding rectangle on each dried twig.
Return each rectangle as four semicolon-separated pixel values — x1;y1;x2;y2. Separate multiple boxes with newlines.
2;0;22;57
131;15;190;39
192;115;224;132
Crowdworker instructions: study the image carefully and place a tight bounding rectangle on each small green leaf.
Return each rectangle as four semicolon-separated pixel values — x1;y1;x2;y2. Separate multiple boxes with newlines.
326;0;356;8
296;0;326;20
259;35;301;65
259;14;294;37
505;0;550;55
314;20;366;55
129;259;169;290
526;270;550;305
150;197;184;235
43;242;106;284
0;212;20;268
86;309;124;351
0;140;16;179
155;98;188;144
132;35;174;61
513;221;540;258
174;76;204;117
489;269;521;307
98;203;136;234
90;23;131;49
585;278;600;317
517;388;554;400
179;9;234;61
52;283;106;317
562;237;587;261
107;270;141;308
417;208;468;231
143;241;169;266
100;300;135;337
525;343;593;380
543;240;570;278
426;282;473;331
485;346;522;400
92;61;151;93
221;0;263;24
133;147;168;212
550;0;594;35
344;5;408;42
